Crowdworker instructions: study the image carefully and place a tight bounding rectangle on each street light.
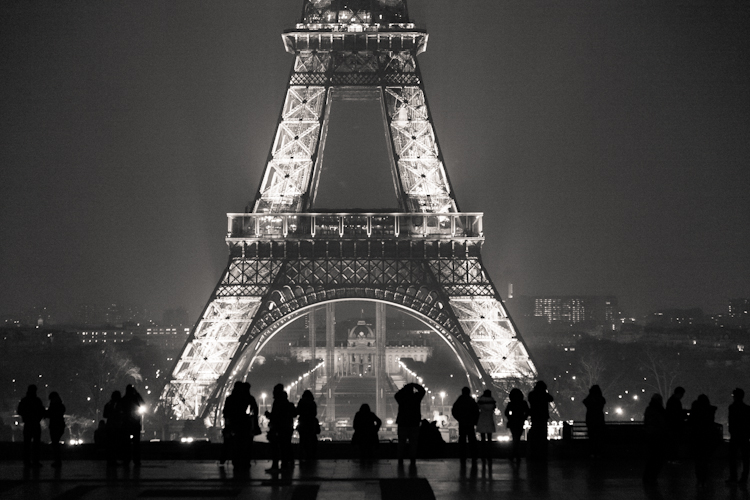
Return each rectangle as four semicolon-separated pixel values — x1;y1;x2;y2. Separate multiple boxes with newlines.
261;393;267;412
440;391;446;415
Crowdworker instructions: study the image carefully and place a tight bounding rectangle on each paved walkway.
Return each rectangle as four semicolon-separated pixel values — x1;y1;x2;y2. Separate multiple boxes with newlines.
0;458;746;500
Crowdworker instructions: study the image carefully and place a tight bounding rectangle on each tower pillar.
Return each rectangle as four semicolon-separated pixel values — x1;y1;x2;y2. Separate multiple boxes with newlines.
308;307;317;394
375;303;387;419
325;302;336;423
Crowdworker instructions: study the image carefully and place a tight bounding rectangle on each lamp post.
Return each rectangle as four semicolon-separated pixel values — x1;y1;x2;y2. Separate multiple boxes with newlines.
440;391;446;415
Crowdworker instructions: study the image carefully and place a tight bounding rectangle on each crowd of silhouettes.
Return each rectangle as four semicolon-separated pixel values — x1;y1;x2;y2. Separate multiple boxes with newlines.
17;374;746;488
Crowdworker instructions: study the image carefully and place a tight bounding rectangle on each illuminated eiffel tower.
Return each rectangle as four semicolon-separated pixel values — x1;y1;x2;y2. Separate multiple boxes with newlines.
161;0;537;424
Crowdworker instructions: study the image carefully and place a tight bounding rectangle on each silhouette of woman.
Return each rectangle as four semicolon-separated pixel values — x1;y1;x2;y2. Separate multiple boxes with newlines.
296;390;319;463
689;394;718;487
643;393;667;484
47;392;66;468
476;389;497;464
583;385;606;458
504;388;529;463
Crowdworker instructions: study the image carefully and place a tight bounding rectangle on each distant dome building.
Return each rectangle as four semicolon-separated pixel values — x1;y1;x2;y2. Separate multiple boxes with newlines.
291;319;431;377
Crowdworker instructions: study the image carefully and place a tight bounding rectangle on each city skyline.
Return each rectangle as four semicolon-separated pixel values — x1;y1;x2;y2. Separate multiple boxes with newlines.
1;0;748;321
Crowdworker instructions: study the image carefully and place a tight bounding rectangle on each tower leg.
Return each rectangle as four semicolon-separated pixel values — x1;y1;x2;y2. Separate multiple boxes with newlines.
325;303;336;423
375;303;386;420
309;308;317;395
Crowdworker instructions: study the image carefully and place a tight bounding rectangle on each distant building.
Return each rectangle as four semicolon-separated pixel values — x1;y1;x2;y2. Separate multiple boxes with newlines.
646;308;705;327
729;299;750;327
291;320;432;376
528;296;618;325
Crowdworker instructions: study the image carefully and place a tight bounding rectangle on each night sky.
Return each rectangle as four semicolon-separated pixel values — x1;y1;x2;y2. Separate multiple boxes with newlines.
1;0;748;321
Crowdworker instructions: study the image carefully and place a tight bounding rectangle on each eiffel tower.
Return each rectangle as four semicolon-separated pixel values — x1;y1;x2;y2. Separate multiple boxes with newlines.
161;0;537;424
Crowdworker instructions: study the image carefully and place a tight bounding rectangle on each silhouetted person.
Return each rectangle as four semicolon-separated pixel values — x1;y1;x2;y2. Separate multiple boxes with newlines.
17;384;45;467
643;393;667;485
528;381;554;460
265;384;296;472
296;390;318;463
395;382;425;467
665;386;686;462
94;419;106;456
476;389;497;464
418;418;445;458
504;388;530;463
222;381;258;470
451;387;479;465
727;388;750;485
121;384;144;466
352;403;381;462
689;394;717;487
47;392;66;468
583;385;606;458
103;391;124;467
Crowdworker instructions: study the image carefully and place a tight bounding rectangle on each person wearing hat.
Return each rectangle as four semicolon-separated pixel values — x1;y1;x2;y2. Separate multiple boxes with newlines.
727;388;750;485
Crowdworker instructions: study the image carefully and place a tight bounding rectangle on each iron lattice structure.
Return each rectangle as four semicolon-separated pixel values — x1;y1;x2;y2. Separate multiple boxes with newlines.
161;0;537;423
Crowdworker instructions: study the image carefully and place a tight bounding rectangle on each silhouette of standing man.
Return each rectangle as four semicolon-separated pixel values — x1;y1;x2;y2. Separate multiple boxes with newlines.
395;382;425;467
451;387;479;466
665;386;686;462
17;384;45;467
727;388;750;485
121;384;144;466
528;381;554;460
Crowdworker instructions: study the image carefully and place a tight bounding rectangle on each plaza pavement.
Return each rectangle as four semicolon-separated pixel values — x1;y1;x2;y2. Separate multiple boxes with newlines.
0;456;747;500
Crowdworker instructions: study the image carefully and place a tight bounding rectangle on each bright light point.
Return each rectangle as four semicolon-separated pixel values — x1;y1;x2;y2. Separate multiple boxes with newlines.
138;406;146;415
570;397;575;401
386;419;394;425
497;436;510;442
633;395;638;400
615;408;623;415
440;391;445;398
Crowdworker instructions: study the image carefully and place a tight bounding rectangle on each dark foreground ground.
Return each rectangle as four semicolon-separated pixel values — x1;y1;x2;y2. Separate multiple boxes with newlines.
0;441;747;500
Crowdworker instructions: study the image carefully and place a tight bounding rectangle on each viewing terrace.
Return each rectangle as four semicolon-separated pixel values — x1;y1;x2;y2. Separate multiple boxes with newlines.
227;212;483;242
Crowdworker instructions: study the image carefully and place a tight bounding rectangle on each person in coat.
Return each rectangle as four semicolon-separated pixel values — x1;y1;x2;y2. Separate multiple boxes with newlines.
476;389;497;464
265;384;296;472
352;403;381;462
296;390;319;463
121;384;144;466
583;385;606;458
451;387;479;465
727;388;750;485
643;393;667;484
689;394;718;487
528;381;554;459
395;382;425;467
103;390;124;467
17;385;45;467
504;388;529;463
47;392;66;468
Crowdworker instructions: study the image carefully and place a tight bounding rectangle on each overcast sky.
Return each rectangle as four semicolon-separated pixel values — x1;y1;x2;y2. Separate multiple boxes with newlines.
1;0;748;321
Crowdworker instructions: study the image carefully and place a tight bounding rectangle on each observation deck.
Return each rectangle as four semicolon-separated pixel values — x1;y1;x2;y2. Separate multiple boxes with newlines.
227;212;483;242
